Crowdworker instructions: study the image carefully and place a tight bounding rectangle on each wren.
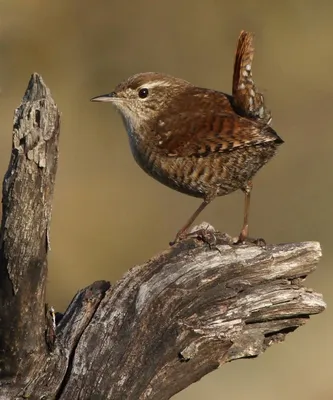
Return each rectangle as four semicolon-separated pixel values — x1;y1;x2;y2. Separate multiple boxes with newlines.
91;69;283;244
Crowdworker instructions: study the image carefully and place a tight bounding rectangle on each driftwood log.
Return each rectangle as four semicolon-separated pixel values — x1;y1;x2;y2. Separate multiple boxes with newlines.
0;74;326;399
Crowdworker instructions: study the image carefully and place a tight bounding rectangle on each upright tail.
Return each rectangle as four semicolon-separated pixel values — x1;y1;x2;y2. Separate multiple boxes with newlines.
232;31;272;125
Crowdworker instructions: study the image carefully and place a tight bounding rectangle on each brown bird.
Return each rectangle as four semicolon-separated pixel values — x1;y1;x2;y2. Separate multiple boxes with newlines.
91;71;283;244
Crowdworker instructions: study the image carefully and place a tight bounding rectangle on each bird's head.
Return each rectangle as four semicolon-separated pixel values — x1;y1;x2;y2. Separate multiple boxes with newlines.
91;72;192;133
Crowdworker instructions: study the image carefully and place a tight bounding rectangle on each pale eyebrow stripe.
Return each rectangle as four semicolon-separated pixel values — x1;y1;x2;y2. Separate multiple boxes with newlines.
138;80;173;90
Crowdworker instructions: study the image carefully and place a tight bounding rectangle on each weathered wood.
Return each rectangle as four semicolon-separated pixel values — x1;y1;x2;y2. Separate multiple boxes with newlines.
47;233;324;400
0;74;326;400
0;73;60;381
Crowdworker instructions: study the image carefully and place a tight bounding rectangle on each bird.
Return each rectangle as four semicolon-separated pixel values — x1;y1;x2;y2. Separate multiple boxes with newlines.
91;71;283;245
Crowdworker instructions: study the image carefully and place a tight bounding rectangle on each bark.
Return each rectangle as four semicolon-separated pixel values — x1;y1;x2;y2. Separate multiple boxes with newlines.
0;75;326;400
0;73;60;380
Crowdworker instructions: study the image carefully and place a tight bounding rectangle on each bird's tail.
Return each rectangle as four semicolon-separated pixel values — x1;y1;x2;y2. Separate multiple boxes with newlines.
232;31;272;125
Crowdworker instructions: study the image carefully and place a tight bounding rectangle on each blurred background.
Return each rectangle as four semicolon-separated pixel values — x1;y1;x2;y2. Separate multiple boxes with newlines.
0;1;331;399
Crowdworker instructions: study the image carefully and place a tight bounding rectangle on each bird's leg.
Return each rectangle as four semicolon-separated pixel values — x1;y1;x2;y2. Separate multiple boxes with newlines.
235;181;266;246
237;181;253;243
170;199;212;245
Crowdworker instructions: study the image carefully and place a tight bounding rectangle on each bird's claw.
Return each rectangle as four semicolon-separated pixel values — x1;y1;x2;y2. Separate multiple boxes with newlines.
169;224;219;250
233;235;266;248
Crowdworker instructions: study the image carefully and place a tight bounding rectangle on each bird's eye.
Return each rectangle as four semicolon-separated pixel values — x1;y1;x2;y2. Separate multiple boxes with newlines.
138;88;149;99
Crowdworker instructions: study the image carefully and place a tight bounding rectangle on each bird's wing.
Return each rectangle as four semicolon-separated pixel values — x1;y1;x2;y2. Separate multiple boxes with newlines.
155;111;282;157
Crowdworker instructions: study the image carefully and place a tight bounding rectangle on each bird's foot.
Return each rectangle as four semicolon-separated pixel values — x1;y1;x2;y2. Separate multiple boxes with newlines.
233;235;266;248
169;232;186;246
170;223;225;250
189;228;218;249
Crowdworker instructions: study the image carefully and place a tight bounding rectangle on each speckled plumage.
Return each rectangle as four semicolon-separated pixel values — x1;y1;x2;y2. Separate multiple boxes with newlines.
108;73;282;196
92;60;283;243
129;105;281;199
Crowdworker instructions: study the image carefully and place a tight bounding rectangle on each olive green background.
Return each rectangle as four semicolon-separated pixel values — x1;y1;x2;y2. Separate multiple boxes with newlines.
0;1;331;399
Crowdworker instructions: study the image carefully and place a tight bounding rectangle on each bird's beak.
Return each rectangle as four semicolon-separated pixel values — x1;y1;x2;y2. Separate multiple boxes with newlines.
90;92;117;102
